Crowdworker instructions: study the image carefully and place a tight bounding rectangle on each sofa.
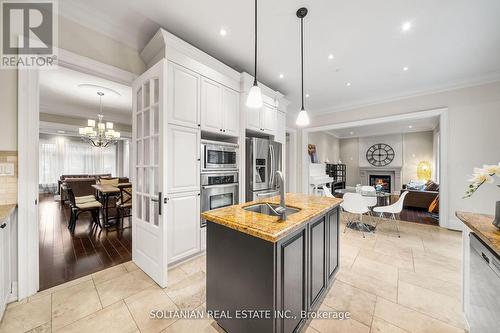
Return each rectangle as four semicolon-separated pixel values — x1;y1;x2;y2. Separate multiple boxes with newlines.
401;181;439;210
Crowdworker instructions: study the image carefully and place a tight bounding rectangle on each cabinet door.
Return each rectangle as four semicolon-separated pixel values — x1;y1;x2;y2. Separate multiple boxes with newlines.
246;106;262;132
278;229;307;333
328;209;339;280
275;110;286;144
201;78;223;133
0;216;10;318
167;192;200;263
261;104;277;134
309;216;326;308
167;125;200;193
167;63;200;128
222;87;239;136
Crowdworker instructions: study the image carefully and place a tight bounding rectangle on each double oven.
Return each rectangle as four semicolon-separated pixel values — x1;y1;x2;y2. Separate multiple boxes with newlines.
200;140;239;227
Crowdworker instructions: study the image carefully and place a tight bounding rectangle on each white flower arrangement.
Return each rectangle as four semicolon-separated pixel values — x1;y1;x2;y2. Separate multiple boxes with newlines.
463;163;500;198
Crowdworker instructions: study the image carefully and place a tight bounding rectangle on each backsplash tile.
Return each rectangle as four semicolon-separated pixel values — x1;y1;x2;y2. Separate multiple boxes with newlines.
0;151;18;205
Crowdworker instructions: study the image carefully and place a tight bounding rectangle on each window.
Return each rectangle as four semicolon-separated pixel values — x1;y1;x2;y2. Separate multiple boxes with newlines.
39;135;117;192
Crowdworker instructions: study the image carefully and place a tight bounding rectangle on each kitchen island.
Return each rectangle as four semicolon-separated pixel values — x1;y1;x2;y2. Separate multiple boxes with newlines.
201;193;342;333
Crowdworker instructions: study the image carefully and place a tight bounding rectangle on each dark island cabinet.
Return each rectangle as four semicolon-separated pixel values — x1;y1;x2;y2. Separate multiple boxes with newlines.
206;206;340;333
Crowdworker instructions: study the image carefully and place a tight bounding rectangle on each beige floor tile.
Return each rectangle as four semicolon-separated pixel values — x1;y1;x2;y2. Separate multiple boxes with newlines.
397;281;465;329
25;322;52;333
336;268;398;303
28;275;93;302
398;270;461;300
323;280;376;326
165;271;206;311
92;264;128;285
309;304;370;333
178;255;206;275
370;317;409;333
357;248;413;271
52;279;102;330
125;285;179;333
167;266;190;286
0;294;51;333
374;297;465;333
123;261;140;273
351;255;399;283
96;269;156;307
54;301;137;333
412;251;461;283
339;243;360;269
161;318;220;333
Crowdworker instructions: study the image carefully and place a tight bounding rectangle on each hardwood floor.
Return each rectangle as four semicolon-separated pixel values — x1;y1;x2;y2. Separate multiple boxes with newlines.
38;193;132;291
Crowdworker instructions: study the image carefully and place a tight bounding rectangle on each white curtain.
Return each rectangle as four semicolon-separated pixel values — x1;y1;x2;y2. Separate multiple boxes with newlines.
39;136;117;192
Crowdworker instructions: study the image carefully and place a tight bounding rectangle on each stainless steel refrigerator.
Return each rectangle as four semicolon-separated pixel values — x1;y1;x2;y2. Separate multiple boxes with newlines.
245;137;282;201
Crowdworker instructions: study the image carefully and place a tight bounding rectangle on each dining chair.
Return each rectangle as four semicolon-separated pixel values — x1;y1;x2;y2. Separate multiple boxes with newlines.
66;188;103;233
373;191;410;237
360;186;377;215
117;185;132;227
341;192;372;238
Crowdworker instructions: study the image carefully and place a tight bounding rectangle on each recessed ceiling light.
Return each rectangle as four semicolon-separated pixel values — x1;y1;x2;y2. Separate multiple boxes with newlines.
306;93;310;98
408;125;413;129
401;21;412;32
279;73;284;79
328;54;334;60
345;82;351;87
403;66;409;71
219;28;227;36
349;131;354;135
57;130;65;134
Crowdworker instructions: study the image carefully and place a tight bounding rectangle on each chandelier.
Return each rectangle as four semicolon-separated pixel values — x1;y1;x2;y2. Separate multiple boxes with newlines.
79;92;121;147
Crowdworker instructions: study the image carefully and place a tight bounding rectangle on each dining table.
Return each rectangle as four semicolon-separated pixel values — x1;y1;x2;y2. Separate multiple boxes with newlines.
92;183;132;227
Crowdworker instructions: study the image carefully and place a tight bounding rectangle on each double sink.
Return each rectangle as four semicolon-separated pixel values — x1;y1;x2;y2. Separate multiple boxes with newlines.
243;202;301;218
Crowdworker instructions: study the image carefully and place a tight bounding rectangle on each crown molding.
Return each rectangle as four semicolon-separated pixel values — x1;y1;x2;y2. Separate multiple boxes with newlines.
313;70;500;115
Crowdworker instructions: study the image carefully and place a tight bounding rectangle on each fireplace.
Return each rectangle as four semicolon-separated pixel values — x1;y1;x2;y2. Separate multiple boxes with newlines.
370;175;391;193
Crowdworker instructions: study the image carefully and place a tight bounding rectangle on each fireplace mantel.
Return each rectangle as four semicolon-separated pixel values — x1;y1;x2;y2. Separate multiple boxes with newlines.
359;167;402;194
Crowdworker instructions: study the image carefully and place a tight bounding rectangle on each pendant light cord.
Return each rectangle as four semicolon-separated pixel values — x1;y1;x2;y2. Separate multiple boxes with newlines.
253;0;258;85
300;16;304;110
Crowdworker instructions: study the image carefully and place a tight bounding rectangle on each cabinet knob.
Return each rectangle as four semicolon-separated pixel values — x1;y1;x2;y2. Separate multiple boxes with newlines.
0;223;6;229
197;158;201;161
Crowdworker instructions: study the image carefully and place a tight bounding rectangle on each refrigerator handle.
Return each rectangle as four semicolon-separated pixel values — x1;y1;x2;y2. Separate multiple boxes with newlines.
269;144;274;187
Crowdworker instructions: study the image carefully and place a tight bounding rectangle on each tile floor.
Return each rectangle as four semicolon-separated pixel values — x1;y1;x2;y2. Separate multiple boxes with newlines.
0;214;466;333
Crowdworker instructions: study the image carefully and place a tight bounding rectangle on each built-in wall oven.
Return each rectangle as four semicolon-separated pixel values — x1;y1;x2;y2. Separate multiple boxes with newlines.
201;140;238;172
200;171;239;227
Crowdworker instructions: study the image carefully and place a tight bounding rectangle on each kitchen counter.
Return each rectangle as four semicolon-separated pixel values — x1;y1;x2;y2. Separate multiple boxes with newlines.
201;193;343;242
0;204;16;224
456;211;500;257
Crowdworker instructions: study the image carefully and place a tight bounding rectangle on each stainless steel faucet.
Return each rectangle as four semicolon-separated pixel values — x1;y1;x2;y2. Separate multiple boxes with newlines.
274;171;286;220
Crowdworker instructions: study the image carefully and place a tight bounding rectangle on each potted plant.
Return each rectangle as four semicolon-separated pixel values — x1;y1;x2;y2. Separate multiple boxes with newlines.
463;163;500;228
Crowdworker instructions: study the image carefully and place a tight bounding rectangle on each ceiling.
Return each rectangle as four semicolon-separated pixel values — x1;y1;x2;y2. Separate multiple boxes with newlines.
40;66;132;124
325;116;439;139
60;0;500;118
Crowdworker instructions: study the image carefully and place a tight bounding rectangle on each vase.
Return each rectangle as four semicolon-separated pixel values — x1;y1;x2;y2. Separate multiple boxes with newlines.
493;201;500;229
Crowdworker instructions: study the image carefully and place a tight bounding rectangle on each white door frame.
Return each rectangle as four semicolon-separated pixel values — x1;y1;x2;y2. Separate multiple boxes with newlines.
17;48;137;300
301;108;451;229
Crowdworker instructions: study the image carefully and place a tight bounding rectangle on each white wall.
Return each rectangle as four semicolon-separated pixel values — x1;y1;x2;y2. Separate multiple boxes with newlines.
296;81;500;228
0;15;145;151
402;131;434;184
339;138;360;186
308;132;339;163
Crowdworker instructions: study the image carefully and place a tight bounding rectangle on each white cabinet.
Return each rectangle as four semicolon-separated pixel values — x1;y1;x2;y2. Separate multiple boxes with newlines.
167;192;200;263
201;78;239;136
275;110;286;144
167;125;200;193
0;211;13;319
245;103;277;136
222;87;239;136
200;228;207;251
167;62;200;128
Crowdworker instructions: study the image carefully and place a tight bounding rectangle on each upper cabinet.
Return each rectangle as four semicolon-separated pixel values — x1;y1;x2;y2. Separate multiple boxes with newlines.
246;103;277;136
167;62;200;129
201;78;240;136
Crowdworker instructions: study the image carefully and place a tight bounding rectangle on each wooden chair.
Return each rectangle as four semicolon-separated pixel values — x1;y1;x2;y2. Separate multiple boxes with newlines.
117;185;132;227
66;188;103;233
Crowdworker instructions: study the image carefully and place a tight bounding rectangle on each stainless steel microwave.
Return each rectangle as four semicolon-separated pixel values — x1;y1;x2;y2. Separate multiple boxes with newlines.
201;140;238;172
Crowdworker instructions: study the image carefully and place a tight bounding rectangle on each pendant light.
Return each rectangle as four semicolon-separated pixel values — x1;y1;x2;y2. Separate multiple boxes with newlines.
295;7;310;126
246;0;263;108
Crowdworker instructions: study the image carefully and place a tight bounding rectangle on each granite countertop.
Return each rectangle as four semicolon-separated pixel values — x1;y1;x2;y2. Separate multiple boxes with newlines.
456;211;500;256
201;193;343;242
0;204;17;224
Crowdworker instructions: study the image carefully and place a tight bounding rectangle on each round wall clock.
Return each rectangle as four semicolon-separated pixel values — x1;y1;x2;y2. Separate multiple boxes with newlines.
366;143;395;166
